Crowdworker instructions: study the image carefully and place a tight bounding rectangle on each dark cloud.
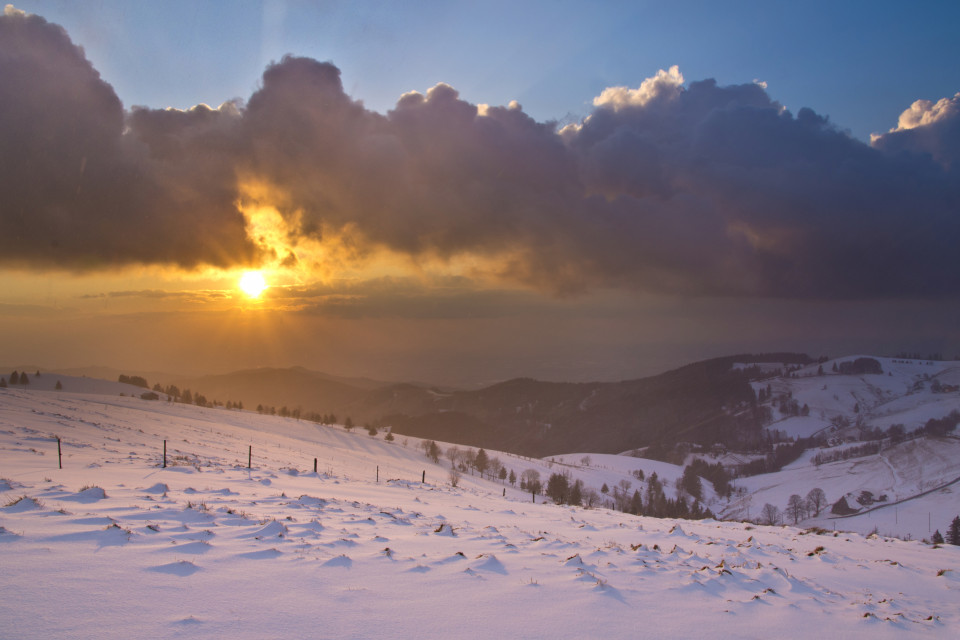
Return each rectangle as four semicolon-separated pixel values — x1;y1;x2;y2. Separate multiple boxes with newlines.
0;9;257;270
2;9;959;299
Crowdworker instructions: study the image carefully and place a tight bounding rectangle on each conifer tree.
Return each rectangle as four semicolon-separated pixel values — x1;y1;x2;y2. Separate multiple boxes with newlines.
629;489;643;515
568;479;583;506
947;516;960;546
546;473;569;504
474;448;489;476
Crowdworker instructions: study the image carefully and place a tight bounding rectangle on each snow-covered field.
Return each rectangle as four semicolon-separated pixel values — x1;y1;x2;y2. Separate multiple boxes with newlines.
723;439;960;539
755;356;960;440
2;383;959;638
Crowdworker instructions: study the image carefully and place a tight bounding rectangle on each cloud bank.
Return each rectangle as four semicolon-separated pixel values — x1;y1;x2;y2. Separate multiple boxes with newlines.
2;8;958;298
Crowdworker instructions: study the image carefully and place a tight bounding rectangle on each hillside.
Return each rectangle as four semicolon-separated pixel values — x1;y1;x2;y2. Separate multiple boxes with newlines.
121;355;786;458
19;354;960;543
2;386;958;638
750;356;960;441
699;355;960;538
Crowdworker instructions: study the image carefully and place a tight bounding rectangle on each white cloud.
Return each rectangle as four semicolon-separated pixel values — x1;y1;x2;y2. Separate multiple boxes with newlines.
592;65;684;111
890;92;960;132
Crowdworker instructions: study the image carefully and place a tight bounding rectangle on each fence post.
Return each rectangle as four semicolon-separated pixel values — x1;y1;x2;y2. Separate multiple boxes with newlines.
248;445;252;469
57;437;62;470
422;470;425;483
314;458;318;473
163;439;167;468
376;465;379;483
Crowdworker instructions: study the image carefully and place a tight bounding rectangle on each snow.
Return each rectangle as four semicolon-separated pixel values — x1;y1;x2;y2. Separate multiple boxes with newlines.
757;356;960;440
724;437;960;536
3;371;168;398
2;385;959;638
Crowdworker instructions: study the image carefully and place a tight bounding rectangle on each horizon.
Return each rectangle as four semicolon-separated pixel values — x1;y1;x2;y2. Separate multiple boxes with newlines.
4;350;956;392
2;2;959;386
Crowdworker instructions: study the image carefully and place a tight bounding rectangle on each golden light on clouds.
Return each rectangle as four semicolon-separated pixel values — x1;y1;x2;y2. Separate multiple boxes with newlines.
231;179;533;310
239;270;268;298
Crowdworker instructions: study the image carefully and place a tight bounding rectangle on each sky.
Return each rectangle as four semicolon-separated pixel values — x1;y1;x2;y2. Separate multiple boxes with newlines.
2;1;960;386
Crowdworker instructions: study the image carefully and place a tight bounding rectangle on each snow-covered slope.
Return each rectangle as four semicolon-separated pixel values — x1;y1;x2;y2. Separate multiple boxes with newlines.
721;438;960;538
754;356;960;440
2;387;958;638
3;371;167;397
709;356;960;538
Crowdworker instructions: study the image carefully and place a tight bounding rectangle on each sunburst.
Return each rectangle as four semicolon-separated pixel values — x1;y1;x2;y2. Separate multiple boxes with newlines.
238;271;268;298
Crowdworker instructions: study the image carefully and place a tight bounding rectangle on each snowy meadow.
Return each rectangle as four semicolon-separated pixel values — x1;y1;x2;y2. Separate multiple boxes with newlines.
1;383;958;638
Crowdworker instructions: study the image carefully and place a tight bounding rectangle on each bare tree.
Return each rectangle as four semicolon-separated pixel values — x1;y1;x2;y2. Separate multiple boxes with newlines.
786;494;806;524
446;446;462;469
521;469;541;496
520;468;541;487
449;467;462;488
761;503;780;526
487;457;504;481
612;479;633;512
582;487;601;508
421;440;440;463
806;487;827;517
462;449;477;473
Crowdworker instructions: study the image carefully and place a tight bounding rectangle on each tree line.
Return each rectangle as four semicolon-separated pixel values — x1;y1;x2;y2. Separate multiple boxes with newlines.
759;487;828;525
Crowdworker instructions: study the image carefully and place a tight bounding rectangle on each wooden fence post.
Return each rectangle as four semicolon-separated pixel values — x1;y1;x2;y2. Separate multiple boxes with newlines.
422;470;425;483
163;439;167;468
57;437;62;470
248;445;252;469
314;458;318;473
376;465;379;483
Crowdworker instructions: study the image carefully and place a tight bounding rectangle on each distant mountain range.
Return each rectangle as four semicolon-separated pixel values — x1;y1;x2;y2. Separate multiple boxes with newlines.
52;352;960;461
53;353;811;458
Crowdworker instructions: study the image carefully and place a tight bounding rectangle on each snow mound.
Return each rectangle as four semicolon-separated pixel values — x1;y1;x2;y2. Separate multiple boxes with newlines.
322;554;352;568
142;483;169;494
250;520;288;539
471;554;507;574
68;486;107;502
0;525;21;540
237;548;283;560
163;541;211;555
148;561;201;577
3;496;43;512
296;495;325;507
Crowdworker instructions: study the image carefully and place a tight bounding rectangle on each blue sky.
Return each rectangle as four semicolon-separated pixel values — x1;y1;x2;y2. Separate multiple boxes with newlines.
18;0;960;141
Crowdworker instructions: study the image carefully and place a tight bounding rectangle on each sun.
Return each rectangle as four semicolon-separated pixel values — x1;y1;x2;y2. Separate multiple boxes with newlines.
238;270;268;298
